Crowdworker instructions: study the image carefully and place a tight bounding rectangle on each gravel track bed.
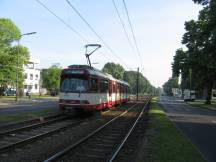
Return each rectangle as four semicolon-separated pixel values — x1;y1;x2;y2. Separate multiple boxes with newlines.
56;103;143;162
0;103;134;162
113;102;150;162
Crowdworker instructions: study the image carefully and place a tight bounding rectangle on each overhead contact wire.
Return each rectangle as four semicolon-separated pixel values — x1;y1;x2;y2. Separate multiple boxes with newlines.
35;0;89;43
122;0;144;70
66;0;130;70
112;0;136;56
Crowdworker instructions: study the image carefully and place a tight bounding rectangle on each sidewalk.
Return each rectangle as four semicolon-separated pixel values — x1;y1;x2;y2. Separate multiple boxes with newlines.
0;97;58;107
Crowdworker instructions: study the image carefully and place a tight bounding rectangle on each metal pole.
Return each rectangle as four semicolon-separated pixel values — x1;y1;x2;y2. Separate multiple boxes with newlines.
15;39;20;101
136;67;139;101
189;68;192;101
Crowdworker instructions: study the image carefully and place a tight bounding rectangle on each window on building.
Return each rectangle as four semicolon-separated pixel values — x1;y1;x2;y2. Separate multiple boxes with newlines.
28;85;33;90
24;85;27;89
35;74;38;80
89;78;98;92
30;74;33;80
35;84;38;90
25;73;28;79
25;63;34;69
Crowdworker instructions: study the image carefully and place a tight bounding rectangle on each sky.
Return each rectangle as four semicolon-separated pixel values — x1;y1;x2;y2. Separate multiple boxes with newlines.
0;0;203;87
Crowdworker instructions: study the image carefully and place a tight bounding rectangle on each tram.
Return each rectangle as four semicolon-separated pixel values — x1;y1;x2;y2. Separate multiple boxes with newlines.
59;65;130;112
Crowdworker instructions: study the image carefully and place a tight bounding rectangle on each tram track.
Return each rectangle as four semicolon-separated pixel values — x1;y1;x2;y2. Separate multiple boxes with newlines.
0;116;83;154
0;115;68;137
0;113;66;133
43;99;150;162
0;103;133;155
0;102;142;162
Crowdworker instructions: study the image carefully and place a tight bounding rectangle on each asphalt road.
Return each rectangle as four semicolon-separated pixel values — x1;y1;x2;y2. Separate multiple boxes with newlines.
159;96;216;162
0;99;59;116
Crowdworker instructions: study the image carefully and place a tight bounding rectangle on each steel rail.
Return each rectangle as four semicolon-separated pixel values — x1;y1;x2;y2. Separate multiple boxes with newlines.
107;99;150;162
0;120;83;154
0;113;65;131
43;102;139;162
0;115;67;137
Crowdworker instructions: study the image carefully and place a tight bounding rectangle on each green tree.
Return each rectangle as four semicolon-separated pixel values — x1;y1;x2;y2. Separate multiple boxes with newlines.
192;0;210;5
102;62;156;95
163;78;179;96
42;65;62;95
172;0;216;104
172;48;193;91
185;1;216;104
123;71;154;95
102;62;125;80
0;18;30;95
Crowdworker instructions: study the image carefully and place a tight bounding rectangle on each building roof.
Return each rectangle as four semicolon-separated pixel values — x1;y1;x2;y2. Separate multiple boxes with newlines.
29;57;40;64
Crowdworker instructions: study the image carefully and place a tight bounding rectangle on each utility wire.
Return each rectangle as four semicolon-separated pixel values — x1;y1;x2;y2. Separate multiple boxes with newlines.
122;0;144;70
65;0;131;70
35;0;89;43
112;0;136;56
35;0;115;66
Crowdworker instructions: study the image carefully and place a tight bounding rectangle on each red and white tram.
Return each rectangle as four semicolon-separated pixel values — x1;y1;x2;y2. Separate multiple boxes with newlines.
59;65;130;112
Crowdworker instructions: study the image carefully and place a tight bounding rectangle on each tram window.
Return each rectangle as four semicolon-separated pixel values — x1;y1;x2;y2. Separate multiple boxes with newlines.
112;83;116;92
100;80;108;93
109;82;112;94
89;78;98;92
121;85;124;93
60;77;88;92
117;83;120;93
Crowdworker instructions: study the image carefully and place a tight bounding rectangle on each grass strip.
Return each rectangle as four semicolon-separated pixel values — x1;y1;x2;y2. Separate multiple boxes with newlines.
186;100;216;111
0;108;59;123
146;98;206;162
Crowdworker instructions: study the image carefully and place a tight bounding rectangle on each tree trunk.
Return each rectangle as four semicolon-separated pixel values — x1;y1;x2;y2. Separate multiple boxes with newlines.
203;87;207;100
205;84;212;105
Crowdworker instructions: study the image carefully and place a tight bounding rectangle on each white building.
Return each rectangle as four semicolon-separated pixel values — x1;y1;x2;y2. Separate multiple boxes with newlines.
23;58;40;94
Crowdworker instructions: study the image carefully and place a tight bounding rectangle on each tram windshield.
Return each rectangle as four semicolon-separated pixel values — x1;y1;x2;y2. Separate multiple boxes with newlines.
60;77;88;92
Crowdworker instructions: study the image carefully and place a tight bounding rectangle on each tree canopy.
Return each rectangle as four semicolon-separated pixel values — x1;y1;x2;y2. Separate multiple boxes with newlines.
102;62;125;80
101;62;156;95
163;78;179;96
192;0;210;5
0;18;30;95
171;0;216;104
123;71;155;95
42;65;62;95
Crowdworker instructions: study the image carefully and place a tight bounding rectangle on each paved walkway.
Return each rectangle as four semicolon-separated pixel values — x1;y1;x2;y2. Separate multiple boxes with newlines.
0;98;59;116
0;97;58;106
159;96;216;162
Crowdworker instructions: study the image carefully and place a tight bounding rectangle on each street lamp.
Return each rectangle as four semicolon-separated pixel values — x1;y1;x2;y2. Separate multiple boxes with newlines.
15;32;36;101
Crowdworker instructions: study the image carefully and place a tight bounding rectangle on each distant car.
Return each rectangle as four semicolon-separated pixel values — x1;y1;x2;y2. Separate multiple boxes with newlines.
3;89;16;96
50;89;58;96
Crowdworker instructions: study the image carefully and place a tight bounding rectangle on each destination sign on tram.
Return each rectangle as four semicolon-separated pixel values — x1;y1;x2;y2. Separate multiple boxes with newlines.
63;69;85;75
